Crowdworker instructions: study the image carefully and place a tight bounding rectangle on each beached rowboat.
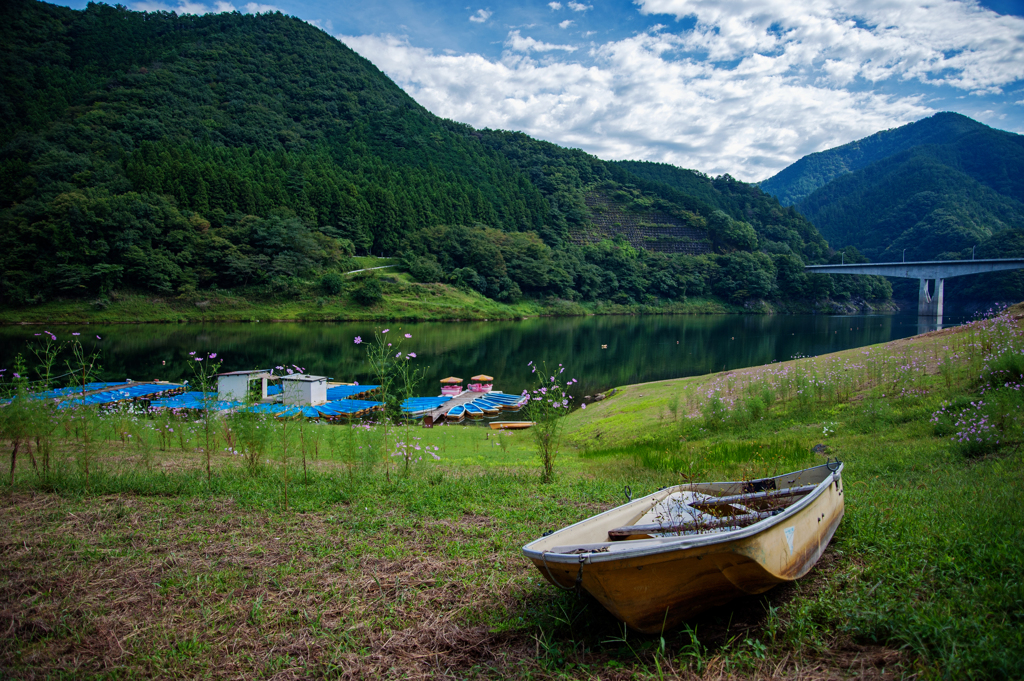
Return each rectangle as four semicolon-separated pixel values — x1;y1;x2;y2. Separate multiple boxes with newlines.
522;462;844;633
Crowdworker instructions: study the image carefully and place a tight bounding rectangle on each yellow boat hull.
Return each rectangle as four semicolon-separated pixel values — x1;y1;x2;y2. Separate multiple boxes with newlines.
523;463;844;633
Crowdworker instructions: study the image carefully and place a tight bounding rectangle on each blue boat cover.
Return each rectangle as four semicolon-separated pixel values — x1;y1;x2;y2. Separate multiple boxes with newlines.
277;398;383;418
59;383;183;408
400;395;451;413
326;384;381;400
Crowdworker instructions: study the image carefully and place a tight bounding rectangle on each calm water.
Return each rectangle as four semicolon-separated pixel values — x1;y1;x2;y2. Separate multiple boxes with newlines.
0;315;964;399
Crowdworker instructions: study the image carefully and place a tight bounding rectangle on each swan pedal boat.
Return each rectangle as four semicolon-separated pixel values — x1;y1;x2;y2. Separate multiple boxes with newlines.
522;462;844;633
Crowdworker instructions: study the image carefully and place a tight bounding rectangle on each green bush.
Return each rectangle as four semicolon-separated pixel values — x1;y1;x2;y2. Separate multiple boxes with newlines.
408;256;444;284
353;277;384;306
320;272;344;295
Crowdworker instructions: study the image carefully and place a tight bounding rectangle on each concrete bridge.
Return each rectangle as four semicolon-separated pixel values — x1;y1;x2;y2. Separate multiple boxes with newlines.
805;258;1024;317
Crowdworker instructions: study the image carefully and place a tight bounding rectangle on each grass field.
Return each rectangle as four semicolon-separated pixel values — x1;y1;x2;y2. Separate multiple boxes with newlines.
1;307;1023;678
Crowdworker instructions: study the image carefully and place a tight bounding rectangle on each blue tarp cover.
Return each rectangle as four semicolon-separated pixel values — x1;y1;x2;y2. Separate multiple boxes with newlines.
150;392;240;411
326;385;381;400
59;383;183;408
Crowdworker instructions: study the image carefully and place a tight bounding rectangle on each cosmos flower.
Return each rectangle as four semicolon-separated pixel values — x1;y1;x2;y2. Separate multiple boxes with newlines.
354;337;362;345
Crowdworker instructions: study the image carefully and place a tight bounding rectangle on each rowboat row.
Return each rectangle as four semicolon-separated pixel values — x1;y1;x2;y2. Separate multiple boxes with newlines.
442;391;528;422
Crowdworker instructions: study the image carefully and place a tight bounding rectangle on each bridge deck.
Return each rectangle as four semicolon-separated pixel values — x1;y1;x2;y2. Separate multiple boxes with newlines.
805;258;1024;279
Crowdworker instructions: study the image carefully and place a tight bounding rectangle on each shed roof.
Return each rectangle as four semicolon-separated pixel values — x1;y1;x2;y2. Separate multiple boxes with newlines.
217;370;274;379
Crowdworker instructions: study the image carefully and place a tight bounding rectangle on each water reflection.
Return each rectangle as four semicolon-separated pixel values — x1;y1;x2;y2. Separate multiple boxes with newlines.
0;314;964;399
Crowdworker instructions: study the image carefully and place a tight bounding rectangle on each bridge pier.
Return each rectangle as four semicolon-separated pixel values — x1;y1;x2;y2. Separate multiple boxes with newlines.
918;278;944;317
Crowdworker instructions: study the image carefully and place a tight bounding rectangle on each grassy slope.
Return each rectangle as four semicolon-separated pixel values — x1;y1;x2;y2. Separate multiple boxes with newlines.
0;286;898;325
0;285;739;324
1;308;1022;678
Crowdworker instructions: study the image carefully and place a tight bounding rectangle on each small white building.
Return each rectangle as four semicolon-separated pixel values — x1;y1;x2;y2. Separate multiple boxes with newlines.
217;370;273;402
281;374;328;406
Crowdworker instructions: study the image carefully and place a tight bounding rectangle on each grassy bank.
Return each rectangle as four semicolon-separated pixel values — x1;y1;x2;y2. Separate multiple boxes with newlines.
0;289;743;325
0;274;896;325
1;307;1022;678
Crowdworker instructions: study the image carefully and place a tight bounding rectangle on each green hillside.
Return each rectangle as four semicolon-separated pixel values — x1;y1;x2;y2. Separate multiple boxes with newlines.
0;0;879;316
758;112;1023;206
759;113;1024;303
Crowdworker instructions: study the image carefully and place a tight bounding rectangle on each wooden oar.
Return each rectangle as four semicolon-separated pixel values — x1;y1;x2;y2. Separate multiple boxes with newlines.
608;511;768;540
690;484;817;509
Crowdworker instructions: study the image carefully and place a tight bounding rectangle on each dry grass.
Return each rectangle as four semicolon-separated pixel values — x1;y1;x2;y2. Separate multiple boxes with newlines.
0;489;910;679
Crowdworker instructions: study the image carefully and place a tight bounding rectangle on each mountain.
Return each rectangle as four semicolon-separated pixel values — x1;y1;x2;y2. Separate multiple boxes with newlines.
0;0;883;312
759;113;1024;302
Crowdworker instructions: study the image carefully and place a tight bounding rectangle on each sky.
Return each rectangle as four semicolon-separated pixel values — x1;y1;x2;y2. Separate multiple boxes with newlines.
48;0;1024;181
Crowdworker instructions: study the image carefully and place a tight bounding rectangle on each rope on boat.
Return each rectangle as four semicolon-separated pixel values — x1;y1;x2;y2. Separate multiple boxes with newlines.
540;552;587;597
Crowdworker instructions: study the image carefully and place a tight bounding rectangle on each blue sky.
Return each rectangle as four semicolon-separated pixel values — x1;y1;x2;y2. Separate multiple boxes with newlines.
49;0;1024;181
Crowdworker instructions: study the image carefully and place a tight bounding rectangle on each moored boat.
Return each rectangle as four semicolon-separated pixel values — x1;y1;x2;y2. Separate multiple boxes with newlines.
522;462;844;633
474;399;501;415
463;402;484;418
445;405;466;422
489;421;535;430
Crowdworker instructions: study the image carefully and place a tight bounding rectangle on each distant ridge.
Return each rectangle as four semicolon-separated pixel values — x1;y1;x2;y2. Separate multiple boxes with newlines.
759;113;1002;206
759;112;1024;302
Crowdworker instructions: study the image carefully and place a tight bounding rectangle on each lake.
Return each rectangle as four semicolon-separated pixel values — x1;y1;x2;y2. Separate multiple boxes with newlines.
0;314;965;401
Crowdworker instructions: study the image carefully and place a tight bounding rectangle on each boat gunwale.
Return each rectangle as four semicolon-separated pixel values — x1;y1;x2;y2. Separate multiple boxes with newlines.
522;463;842;565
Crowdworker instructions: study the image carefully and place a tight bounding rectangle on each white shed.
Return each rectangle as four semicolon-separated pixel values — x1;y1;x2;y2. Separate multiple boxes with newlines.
281;374;328;406
217;370;273;402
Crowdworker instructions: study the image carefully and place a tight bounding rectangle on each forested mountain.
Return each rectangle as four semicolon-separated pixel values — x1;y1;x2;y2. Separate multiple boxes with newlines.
760;113;1024;302
0;0;884;311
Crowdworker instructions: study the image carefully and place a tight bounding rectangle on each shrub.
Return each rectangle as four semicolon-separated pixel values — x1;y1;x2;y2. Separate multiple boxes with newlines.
353;276;384;306
320;272;344;295
408;256;444;284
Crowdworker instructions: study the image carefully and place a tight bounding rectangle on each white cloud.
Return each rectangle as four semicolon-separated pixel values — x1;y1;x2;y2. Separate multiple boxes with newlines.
505;30;577;53
568;2;592;11
339;0;1024;180
637;0;1024;93
129;0;281;14
341;30;932;180
243;2;279;12
548;2;562;9
559;19;574;29
469;8;492;23
306;18;333;32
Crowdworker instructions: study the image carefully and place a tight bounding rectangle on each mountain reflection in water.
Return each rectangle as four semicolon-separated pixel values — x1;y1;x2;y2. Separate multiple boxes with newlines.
0;315;964;401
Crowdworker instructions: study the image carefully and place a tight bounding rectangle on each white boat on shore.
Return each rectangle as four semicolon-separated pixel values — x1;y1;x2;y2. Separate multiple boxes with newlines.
522;462;845;633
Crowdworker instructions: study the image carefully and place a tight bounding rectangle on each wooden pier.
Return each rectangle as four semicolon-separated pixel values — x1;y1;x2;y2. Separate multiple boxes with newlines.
422;391;480;427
